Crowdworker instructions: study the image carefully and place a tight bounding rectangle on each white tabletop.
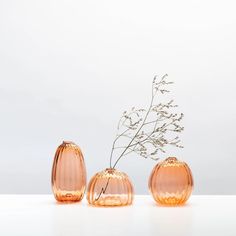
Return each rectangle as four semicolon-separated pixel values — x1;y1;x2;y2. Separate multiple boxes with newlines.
0;195;235;236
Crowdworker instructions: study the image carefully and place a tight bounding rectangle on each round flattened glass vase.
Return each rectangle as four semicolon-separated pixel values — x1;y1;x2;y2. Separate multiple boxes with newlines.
149;157;193;206
51;141;87;202
87;168;134;207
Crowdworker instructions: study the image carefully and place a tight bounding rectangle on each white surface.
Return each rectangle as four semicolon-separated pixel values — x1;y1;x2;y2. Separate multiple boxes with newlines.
0;195;235;236
1;0;236;195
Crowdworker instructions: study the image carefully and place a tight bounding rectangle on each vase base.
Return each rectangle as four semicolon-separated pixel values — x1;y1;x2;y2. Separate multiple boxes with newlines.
154;196;189;206
88;195;133;207
54;190;84;202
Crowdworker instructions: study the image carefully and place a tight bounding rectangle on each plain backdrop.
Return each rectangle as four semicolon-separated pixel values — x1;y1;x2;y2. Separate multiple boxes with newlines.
0;0;236;194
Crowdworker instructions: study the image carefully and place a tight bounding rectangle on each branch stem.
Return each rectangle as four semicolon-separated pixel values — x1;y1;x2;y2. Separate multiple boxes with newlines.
112;84;156;169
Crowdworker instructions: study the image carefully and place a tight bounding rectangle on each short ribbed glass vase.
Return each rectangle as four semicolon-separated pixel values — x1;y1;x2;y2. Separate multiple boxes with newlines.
87;168;134;207
51;141;86;202
149;157;193;206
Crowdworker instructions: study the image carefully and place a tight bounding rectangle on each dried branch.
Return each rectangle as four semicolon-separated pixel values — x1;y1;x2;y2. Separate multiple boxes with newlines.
109;74;184;168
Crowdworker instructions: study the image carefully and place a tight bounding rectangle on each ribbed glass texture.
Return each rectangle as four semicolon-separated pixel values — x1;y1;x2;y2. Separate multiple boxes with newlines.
51;141;86;202
149;157;193;206
87;168;134;207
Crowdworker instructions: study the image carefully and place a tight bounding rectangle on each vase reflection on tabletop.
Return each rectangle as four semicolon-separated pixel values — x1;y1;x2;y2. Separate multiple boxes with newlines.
87;168;134;207
149;157;193;206
51;141;87;202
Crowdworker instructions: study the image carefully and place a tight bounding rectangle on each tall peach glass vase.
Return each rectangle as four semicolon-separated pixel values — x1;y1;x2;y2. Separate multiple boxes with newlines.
51;141;86;202
149;157;193;206
87;168;134;207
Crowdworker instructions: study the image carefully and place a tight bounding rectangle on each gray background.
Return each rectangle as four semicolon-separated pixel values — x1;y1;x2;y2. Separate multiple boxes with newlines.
0;0;236;194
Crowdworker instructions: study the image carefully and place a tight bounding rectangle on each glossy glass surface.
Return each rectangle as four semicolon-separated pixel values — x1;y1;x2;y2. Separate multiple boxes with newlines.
149;157;193;206
51;141;86;202
87;168;134;207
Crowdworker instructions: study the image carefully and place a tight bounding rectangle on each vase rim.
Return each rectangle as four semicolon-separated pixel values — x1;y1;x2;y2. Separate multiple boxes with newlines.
105;168;116;171
62;141;75;145
165;156;178;161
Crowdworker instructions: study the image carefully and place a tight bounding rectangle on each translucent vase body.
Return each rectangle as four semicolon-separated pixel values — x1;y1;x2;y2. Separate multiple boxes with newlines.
149;157;193;206
87;168;134;207
51;141;86;202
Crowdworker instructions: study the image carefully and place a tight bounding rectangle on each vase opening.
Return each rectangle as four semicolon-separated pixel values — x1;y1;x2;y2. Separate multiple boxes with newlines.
165;157;178;163
62;141;75;145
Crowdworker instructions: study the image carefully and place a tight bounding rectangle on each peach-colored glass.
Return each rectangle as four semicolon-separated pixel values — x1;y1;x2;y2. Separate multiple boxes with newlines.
51;141;86;202
149;157;193;206
87;168;134;207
